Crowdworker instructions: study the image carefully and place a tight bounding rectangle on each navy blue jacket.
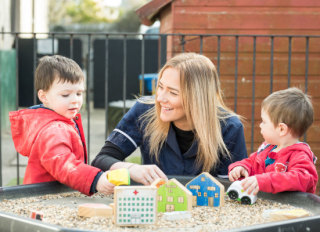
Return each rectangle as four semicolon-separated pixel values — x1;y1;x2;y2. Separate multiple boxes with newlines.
98;101;247;178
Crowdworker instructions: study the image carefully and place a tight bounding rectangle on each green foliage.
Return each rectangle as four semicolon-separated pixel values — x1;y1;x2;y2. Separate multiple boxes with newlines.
125;156;142;164
6;178;24;186
49;0;146;33
110;10;141;32
66;0;113;23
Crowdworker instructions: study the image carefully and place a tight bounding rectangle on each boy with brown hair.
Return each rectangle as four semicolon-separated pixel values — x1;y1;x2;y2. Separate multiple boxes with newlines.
9;55;114;195
229;87;318;194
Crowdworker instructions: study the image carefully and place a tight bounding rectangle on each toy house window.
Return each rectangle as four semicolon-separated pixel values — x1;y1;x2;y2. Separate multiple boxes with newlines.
204;192;207;197
201;177;205;181
178;197;184;203
167;196;174;202
158;195;163;201
207;186;216;191
198;192;201;197
215;193;219;198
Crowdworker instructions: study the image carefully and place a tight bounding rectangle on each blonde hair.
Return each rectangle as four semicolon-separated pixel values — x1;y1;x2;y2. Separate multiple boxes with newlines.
262;87;314;137
140;53;237;172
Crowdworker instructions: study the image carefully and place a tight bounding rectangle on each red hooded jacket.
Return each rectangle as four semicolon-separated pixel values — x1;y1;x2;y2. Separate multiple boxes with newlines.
228;142;318;194
9;107;101;195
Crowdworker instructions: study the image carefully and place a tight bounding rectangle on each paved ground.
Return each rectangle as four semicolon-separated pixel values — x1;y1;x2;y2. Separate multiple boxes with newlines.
1;108;140;187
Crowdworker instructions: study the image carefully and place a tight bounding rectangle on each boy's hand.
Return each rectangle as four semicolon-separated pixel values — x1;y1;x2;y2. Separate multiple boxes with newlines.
241;176;259;195
96;171;115;195
229;166;249;182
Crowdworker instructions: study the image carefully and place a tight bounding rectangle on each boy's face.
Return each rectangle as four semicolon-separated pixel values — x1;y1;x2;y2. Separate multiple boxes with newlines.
259;109;280;145
38;78;84;119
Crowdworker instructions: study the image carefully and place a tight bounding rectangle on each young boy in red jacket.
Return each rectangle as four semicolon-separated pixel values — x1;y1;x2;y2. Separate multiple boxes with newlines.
229;87;318;195
9;55;114;196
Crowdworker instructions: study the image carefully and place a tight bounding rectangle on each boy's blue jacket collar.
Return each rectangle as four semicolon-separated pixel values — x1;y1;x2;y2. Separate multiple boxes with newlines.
29;104;51;110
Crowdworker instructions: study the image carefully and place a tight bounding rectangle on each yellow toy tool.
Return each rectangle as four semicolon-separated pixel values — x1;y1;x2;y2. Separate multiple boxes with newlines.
107;168;130;186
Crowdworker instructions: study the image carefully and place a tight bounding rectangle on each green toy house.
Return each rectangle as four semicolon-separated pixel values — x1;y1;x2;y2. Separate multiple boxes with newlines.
157;178;192;212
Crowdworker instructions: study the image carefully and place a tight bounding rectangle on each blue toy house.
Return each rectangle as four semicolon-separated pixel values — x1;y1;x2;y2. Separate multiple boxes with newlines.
185;172;225;207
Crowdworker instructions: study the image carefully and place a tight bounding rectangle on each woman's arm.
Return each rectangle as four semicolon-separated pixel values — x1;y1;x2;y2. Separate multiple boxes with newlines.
214;116;248;177
92;141;167;185
92;101;167;185
92;102;146;170
224;119;248;162
91;141;127;171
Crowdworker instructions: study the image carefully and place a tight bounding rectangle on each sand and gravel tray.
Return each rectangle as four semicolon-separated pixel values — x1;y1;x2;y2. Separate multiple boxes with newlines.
0;190;317;232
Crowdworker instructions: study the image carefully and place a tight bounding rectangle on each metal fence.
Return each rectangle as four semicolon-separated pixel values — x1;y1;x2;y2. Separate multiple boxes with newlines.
0;32;319;187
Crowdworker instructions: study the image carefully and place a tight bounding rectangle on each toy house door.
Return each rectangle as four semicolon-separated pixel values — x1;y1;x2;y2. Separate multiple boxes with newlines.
192;196;197;206
165;204;174;212
131;214;141;224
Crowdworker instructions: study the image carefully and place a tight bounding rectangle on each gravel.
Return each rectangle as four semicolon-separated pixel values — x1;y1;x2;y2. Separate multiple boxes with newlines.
0;191;309;232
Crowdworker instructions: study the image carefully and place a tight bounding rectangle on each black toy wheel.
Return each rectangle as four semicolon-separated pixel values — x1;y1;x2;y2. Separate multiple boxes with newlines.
241;196;251;205
228;190;238;200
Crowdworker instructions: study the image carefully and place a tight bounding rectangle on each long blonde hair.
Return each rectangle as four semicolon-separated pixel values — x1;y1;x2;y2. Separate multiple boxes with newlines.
140;53;236;172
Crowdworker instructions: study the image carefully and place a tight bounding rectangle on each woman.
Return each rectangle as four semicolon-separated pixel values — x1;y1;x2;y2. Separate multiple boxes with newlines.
92;53;247;185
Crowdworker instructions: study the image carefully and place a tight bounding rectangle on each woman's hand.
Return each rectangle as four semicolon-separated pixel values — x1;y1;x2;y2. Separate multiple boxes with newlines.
229;166;249;182
128;164;168;185
96;171;115;195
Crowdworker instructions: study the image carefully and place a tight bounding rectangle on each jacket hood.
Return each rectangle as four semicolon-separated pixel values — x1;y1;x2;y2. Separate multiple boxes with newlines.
9;108;75;157
281;142;316;163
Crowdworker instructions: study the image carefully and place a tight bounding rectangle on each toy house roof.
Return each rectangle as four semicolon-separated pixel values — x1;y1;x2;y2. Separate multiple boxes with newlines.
161;178;192;196
186;172;224;189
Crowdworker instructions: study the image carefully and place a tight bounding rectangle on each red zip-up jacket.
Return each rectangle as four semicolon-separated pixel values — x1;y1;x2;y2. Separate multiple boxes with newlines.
9;107;101;195
228;142;318;194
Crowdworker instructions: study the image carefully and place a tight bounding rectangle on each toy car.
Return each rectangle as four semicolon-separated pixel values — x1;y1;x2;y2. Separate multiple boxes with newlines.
226;180;257;205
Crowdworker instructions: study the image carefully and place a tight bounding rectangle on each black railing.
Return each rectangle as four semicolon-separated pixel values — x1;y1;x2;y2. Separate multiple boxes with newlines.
0;32;319;187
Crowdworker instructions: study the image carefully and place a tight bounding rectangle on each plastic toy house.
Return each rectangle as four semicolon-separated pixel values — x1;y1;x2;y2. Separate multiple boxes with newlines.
185;172;225;207
114;186;158;226
157;178;192;212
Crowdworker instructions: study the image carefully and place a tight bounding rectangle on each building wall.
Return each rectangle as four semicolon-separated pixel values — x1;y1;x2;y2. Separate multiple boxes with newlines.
0;0;14;49
20;0;49;38
170;0;320;35
158;0;320;191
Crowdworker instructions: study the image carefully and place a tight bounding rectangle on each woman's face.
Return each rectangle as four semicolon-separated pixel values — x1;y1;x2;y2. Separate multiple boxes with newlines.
156;67;190;130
